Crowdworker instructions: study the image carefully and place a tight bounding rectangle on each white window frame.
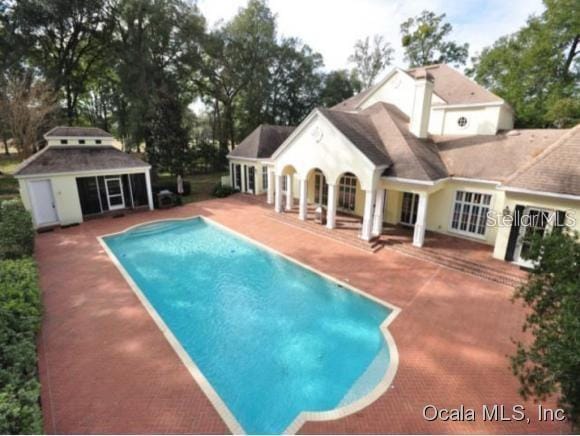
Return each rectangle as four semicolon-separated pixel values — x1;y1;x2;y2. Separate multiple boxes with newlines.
104;176;125;211
337;173;357;212
448;189;493;239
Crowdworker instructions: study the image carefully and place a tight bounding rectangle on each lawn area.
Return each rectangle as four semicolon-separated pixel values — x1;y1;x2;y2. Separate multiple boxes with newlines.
157;172;227;204
0;155;21;201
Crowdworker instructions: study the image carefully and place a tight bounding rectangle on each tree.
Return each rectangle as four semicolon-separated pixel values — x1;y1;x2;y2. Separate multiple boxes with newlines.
348;35;394;88
401;11;469;67
12;0;114;123
265;37;323;127
320;69;362;107
199;0;277;149
468;0;579;127
113;0;205;151
147;85;190;178
511;229;580;430
0;74;58;158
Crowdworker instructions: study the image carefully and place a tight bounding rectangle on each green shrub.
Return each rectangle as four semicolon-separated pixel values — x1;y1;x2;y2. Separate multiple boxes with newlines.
212;184;237;198
0;200;34;260
0;258;42;434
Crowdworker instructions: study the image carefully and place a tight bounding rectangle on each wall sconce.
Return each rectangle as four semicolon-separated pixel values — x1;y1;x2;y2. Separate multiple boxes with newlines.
502;206;512;218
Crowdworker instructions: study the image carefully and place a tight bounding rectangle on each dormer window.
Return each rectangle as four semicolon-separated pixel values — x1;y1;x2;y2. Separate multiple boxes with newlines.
79;139;85;145
457;116;468;128
95;140;102;144
60;140;68;145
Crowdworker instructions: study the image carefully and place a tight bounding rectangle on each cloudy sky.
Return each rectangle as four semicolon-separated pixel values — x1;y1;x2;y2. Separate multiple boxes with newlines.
197;0;545;71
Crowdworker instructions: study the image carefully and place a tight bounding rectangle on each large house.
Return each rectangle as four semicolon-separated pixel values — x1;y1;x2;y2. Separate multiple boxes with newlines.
227;64;580;266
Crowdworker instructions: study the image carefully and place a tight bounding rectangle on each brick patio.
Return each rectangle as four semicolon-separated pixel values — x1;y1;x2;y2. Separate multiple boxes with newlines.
36;195;570;434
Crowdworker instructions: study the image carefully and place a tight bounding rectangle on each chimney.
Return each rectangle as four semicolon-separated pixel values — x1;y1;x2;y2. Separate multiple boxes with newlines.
409;69;434;138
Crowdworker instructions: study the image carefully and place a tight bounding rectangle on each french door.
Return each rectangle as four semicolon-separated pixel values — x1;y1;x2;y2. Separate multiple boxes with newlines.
105;177;125;210
338;173;357;212
514;207;555;268
400;192;419;226
314;171;327;205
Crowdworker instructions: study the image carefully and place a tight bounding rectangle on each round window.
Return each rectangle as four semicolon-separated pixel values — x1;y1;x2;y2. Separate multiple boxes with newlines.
457;116;468;128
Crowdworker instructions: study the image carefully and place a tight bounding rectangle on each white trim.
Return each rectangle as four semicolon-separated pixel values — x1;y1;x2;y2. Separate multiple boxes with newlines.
499;186;580;202
15;165;151;179
382;176;446;186
450;177;501;185
270;110;319;160
431;101;507;110
104;176;125;210
99;216;401;435
226;155;260;162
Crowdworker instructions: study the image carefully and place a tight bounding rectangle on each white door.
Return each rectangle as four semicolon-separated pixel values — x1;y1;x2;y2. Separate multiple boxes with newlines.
514;207;555;268
105;177;125;210
28;180;58;226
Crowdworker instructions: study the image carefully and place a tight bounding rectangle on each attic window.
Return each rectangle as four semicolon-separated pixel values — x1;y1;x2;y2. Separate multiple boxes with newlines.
79;139;86;145
457;116;468;128
60;139;68;145
95;139;102;144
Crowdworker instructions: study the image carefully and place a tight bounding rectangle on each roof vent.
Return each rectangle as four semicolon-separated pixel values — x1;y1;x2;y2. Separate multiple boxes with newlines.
506;130;521;136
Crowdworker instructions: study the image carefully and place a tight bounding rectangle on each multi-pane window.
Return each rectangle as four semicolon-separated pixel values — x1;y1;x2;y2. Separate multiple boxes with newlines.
400;192;419;225
338;173;357;212
262;167;268;190
451;191;492;236
314;171;328;205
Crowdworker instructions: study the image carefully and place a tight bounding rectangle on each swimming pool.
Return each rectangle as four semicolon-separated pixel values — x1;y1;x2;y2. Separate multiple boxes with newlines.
102;217;398;434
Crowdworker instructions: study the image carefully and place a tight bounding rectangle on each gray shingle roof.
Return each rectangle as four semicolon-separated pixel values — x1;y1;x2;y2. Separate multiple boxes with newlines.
45;126;113;138
229;124;295;159
503;126;580;196
434;129;567;182
14;146;149;176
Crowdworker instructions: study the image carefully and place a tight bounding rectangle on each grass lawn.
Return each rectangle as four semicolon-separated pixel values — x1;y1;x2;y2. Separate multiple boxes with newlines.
157;172;227;204
0;155;21;201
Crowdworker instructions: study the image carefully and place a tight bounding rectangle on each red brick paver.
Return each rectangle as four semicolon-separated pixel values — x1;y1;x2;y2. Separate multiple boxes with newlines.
36;195;570;434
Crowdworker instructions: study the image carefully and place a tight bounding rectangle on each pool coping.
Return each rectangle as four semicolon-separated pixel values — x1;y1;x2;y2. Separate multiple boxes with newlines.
97;216;401;435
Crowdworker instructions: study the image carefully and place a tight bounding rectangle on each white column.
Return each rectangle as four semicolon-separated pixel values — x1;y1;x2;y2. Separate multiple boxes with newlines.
326;183;337;229
241;165;247;193
298;178;308;220
413;193;429;247
372;189;386;236
267;170;274;205
145;169;154;211
285;174;293;211
274;175;283;213
361;189;376;241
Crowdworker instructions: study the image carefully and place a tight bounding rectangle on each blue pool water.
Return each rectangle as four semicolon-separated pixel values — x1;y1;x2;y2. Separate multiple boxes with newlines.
104;218;392;434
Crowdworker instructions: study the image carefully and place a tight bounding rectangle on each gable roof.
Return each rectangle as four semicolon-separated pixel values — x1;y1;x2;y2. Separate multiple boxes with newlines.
407;64;503;105
14;146;149;176
318;108;391;166
434;129;568;182
45;126;113;138
333;64;503;112
503;125;580;196
229;124;295;159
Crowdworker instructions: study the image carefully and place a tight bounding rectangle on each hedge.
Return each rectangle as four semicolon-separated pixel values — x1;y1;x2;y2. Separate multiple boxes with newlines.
0;200;34;260
0;257;42;434
212;183;237;198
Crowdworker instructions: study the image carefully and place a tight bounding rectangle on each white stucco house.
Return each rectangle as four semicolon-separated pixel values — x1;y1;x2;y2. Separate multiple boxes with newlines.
227;64;580;265
15;127;154;229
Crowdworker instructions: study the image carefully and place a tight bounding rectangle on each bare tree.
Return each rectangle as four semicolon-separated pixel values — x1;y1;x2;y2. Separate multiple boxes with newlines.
349;35;394;88
0;75;58;158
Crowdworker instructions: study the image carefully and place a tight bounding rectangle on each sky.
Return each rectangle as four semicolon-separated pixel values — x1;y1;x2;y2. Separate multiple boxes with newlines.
197;0;546;71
